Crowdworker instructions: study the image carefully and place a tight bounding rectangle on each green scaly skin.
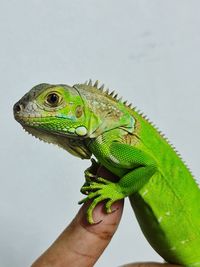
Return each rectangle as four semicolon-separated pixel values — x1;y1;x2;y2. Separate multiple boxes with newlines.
13;80;200;266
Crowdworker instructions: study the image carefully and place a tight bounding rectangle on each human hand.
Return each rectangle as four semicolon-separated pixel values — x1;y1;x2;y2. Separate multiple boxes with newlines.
31;199;123;267
31;200;177;267
31;167;178;267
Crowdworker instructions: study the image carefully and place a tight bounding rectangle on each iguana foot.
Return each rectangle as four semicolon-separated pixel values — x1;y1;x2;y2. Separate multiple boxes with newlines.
84;158;99;179
81;159;101;195
79;177;124;224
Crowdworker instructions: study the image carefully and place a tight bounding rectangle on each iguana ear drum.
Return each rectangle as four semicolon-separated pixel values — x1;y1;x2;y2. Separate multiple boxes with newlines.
75;105;83;118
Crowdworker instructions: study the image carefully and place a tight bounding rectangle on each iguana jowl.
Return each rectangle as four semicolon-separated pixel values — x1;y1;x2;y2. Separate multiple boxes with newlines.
13;80;200;266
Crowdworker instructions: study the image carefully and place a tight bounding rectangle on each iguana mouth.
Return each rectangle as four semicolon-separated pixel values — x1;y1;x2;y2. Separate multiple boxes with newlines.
14;113;57;124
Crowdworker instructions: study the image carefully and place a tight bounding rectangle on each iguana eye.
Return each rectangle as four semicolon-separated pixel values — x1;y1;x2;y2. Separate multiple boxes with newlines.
46;93;61;107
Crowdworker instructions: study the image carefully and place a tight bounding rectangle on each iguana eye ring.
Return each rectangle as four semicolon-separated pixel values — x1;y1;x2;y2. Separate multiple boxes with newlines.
46;93;61;107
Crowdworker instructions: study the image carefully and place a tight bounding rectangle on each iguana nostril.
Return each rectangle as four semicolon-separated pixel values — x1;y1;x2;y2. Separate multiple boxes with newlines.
14;103;23;113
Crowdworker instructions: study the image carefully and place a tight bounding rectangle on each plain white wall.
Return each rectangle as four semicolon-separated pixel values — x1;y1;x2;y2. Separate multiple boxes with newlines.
1;1;200;266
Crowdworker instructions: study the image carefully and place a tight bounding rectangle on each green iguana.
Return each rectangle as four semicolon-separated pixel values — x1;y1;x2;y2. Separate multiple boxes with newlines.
13;80;200;266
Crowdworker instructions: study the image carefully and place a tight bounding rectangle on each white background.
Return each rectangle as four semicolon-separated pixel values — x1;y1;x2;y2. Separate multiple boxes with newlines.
1;1;200;266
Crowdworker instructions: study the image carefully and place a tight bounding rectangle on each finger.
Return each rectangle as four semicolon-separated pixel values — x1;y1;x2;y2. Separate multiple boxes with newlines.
31;199;124;267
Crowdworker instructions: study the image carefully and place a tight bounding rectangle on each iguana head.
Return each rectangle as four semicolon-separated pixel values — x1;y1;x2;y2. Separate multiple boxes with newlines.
13;83;95;158
13;81;134;158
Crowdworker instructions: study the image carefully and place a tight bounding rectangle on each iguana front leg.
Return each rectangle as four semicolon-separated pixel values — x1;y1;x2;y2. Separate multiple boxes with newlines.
81;158;118;194
79;143;157;224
